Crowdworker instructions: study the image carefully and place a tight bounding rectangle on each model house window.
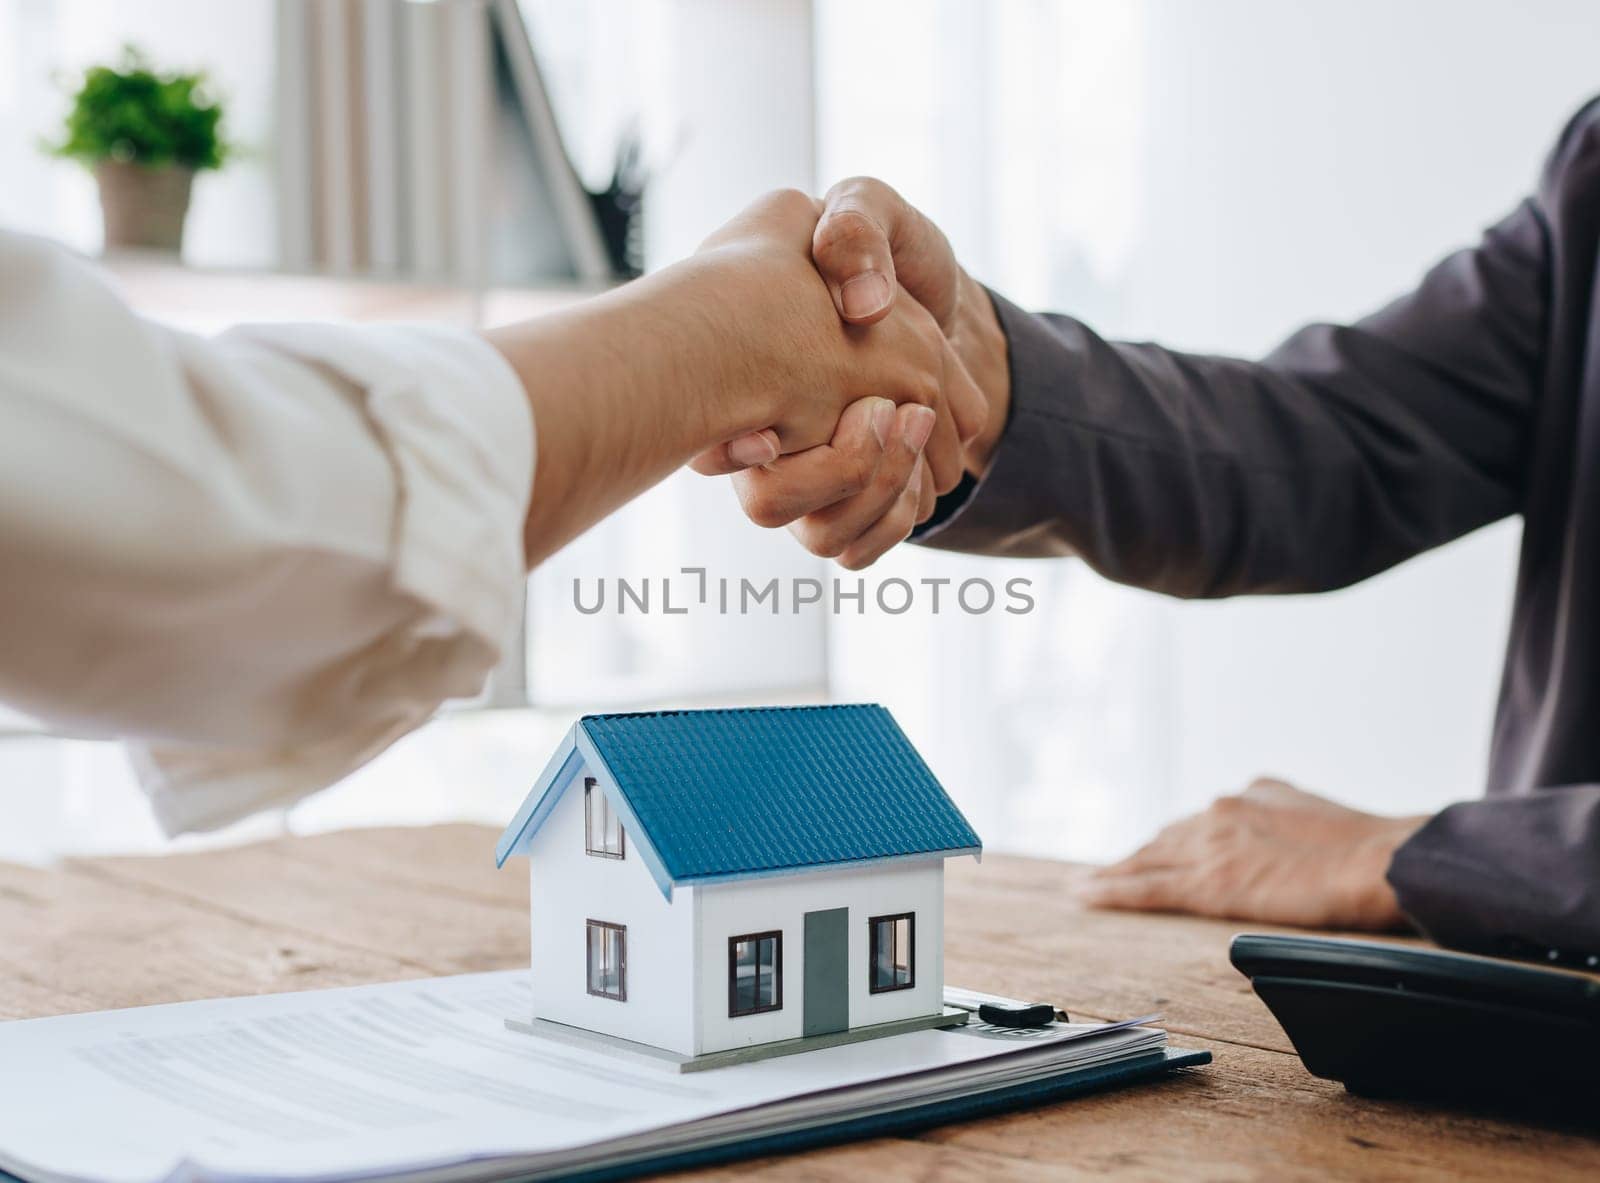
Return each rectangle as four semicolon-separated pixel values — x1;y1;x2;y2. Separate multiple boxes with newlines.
868;913;914;993
584;777;624;857
728;931;782;1016
586;920;626;1000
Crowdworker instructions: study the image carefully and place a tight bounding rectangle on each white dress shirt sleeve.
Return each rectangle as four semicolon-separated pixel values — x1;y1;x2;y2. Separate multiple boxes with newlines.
0;232;535;834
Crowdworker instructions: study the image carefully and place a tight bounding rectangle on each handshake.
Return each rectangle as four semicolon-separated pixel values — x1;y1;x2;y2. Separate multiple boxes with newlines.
681;181;1011;569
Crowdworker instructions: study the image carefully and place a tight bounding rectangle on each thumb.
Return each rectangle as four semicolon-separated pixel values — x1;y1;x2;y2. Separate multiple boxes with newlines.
812;183;900;325
814;176;960;330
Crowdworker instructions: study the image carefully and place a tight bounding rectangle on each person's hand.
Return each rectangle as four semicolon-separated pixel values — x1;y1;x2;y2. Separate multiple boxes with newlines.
686;189;982;478
1079;778;1429;931
809;177;1009;477
492;187;978;564
735;396;938;569
700;178;1011;566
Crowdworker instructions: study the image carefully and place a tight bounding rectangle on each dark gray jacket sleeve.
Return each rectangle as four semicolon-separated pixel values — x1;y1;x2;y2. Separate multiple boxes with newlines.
917;201;1547;596
1388;788;1600;958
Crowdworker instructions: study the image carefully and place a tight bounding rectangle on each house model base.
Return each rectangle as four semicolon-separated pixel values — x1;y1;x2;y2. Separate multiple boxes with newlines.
506;1006;970;1074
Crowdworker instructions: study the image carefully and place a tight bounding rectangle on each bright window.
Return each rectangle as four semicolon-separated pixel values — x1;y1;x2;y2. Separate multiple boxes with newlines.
586;920;626;1000
868;913;914;993
583;777;624;858
728;931;782;1016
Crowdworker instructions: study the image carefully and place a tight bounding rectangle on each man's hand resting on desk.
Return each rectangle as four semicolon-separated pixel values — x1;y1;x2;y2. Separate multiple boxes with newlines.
1080;778;1428;931
695;178;1011;568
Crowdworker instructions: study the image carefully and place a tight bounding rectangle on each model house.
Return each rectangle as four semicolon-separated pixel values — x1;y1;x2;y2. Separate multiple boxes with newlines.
495;704;983;1068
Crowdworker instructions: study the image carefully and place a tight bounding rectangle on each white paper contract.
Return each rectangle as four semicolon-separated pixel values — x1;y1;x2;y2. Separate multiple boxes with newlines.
0;972;1170;1183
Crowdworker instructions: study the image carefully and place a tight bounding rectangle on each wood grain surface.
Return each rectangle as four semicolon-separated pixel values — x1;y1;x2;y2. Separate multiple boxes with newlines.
4;825;1596;1180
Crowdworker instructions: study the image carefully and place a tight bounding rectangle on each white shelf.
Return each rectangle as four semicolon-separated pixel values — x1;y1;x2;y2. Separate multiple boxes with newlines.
99;252;603;333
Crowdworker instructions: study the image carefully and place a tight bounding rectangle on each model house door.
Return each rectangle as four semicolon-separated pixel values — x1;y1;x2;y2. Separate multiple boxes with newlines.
802;907;849;1037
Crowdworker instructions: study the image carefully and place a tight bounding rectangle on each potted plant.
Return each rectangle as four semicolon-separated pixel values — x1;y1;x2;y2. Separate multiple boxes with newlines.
48;46;230;254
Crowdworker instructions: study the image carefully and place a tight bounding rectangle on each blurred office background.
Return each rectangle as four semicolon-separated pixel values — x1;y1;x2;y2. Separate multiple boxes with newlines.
1;0;1595;864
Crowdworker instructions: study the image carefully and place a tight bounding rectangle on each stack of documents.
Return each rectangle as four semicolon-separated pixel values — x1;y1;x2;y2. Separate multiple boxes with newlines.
0;973;1206;1183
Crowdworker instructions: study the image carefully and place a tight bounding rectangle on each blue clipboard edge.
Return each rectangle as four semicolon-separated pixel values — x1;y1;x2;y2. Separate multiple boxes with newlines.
0;1052;1211;1183
546;1047;1213;1183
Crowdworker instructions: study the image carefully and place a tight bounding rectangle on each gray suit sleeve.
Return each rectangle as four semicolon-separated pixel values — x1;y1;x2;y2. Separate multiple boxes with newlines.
914;181;1579;955
917;200;1548;597
1388;788;1600;957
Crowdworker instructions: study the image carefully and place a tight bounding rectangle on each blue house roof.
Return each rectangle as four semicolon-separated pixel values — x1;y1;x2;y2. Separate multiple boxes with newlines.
496;704;981;896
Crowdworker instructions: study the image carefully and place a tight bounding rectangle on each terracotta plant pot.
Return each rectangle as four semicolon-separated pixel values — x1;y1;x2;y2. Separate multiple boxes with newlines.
93;161;195;253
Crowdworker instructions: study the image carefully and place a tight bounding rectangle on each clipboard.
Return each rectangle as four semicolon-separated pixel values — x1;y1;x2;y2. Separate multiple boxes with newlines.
555;1047;1212;1183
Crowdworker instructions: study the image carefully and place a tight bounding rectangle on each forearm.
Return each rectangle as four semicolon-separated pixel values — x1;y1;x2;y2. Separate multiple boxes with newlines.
919;278;1528;596
0;231;540;831
918;190;1550;595
489;254;777;566
1389;789;1600;958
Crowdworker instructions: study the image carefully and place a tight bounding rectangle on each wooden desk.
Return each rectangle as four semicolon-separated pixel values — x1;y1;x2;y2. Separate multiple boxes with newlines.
3;826;1595;1180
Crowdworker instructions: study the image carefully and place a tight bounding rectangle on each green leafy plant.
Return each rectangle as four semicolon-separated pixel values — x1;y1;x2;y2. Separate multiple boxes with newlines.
49;46;229;171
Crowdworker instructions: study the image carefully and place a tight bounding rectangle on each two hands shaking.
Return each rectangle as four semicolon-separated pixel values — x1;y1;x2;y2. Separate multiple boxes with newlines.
686;180;1011;569
677;186;1421;936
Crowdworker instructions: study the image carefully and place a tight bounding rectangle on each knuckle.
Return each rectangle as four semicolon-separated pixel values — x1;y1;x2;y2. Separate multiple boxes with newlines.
737;484;790;530
843;503;917;573
862;176;897;202
815;209;882;255
829;174;892;205
836;546;876;572
749;503;790;530
874;461;912;499
848;450;879;492
793;519;847;559
763;186;814;215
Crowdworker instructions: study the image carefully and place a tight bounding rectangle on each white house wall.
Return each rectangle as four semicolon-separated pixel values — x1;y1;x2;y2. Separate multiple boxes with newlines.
526;762;697;1056
693;859;945;1056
